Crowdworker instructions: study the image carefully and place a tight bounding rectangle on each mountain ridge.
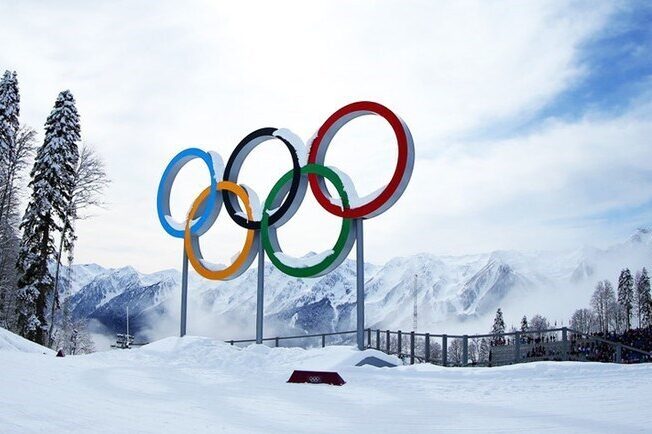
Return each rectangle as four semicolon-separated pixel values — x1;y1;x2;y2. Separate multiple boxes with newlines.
64;228;652;340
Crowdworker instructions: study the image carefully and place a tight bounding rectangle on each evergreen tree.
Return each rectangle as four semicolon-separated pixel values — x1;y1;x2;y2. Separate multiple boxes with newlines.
636;268;652;328
617;268;634;330
520;315;529;333
0;70;35;330
491;308;506;345
0;71;20;173
0;70;20;324
15;90;80;344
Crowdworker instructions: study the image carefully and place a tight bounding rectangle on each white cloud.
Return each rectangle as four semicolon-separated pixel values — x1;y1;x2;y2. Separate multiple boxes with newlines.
2;0;642;273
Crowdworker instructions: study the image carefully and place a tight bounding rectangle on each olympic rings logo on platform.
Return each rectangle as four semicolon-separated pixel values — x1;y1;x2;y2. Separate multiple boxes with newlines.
157;101;414;280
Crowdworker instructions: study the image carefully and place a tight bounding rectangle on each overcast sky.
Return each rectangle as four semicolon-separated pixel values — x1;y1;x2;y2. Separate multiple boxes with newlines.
1;1;651;273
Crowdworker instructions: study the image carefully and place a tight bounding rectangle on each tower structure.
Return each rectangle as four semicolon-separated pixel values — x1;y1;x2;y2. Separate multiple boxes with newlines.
412;274;418;331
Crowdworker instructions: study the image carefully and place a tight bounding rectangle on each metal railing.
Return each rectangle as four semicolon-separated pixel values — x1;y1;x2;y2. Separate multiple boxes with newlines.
226;326;652;367
364;327;652;366
227;330;357;348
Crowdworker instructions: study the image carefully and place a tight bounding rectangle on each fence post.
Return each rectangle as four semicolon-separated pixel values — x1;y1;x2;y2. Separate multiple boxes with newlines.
367;328;371;348
386;330;390;354
514;331;520;363
425;333;430;363
442;334;448;366
410;331;415;365
275;337;279;348
229;340;234;346
397;330;402;357
321;334;326;348
376;329;380;350
462;335;468;367
615;344;622;363
562;327;568;361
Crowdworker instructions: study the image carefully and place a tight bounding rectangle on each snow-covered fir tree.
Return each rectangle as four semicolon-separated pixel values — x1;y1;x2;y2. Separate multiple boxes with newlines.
491;308;505;345
0;70;20;162
636;268;651;328
617;268;634;330
0;70;35;330
0;70;21;249
0;70;20;325
520;315;528;333
15;90;80;345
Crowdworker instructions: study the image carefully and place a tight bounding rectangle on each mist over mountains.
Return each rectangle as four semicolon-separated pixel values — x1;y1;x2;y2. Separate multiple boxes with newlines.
64;228;652;342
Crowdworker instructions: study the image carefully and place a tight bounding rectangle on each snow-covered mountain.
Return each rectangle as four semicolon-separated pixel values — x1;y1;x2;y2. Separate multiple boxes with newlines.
64;228;652;340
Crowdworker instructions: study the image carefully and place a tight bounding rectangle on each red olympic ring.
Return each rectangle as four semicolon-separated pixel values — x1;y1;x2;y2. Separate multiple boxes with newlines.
308;101;414;219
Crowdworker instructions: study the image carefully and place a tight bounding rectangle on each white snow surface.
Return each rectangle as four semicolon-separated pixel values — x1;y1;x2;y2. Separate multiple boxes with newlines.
0;327;54;354
326;165;386;208
208;150;224;182
273;128;307;166
199;258;227;271
1;331;651;433
239;183;263;220
164;214;185;231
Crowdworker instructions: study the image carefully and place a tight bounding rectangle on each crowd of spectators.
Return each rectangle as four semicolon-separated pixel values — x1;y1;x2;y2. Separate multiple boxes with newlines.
570;327;652;363
488;327;652;364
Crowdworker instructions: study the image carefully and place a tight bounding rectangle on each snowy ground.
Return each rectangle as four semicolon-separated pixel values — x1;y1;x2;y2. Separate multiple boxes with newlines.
1;329;651;433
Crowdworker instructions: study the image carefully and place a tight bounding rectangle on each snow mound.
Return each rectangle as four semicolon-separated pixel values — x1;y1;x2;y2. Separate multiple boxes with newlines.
2;334;652;433
283;345;401;370
139;336;400;371
0;327;54;354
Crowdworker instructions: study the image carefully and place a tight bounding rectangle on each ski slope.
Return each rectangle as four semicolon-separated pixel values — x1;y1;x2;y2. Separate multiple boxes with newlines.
1;331;651;433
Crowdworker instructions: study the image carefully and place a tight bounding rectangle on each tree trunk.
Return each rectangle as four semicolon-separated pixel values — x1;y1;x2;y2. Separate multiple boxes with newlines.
47;230;66;347
34;220;52;346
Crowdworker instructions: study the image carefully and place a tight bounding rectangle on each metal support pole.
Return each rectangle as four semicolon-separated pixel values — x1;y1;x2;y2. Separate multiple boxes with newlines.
386;330;390;354
410;331;415;365
355;219;365;350
180;249;189;337
425;333;430;362
376;329;381;350
322;334;326;348
275;337;279;348
256;239;264;344
397;330;402;356
442;334;448;366
562;327;569;361
462;335;468;367
615;344;622;363
514;332;520;363
367;328;371;348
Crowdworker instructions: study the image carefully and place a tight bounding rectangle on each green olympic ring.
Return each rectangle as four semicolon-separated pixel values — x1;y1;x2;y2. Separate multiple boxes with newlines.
261;164;356;278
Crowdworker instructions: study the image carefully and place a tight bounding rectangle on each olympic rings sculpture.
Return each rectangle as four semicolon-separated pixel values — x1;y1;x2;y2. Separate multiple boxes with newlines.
157;101;414;280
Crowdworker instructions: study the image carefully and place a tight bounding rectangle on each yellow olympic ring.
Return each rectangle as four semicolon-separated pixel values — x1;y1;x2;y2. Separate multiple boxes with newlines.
184;181;257;280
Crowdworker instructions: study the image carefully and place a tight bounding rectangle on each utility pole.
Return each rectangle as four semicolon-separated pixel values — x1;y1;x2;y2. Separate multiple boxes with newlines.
113;306;134;349
413;274;418;332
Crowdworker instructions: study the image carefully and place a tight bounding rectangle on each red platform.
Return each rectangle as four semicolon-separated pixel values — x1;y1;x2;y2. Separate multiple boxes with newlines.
287;370;346;386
